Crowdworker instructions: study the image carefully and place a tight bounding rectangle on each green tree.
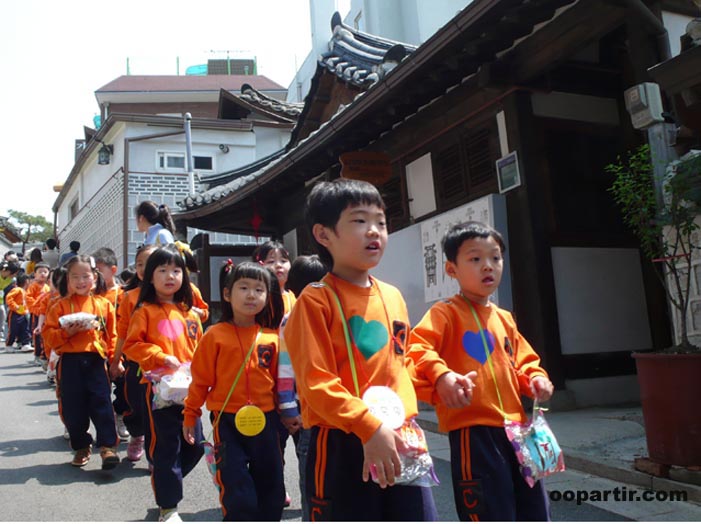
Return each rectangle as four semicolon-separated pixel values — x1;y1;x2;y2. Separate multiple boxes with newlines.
7;210;53;254
607;145;700;352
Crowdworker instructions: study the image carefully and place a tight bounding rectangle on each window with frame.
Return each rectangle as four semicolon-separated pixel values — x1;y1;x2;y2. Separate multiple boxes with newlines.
157;152;214;172
70;198;79;220
431;119;499;210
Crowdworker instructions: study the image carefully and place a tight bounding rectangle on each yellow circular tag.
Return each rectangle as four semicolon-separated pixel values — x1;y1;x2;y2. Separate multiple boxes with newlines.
235;405;266;436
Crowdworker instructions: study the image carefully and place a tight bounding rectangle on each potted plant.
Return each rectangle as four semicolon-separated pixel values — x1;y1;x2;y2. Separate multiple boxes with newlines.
606;144;701;467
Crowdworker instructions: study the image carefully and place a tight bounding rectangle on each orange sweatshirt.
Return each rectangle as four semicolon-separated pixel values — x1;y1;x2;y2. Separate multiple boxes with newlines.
191;283;210;323
116;288;139;340
35;290;60;317
26;281;50;315
42;294;117;358
284;273;417;444
123;302;202;376
407;296;547;432
5;287;27;315
183;323;279;427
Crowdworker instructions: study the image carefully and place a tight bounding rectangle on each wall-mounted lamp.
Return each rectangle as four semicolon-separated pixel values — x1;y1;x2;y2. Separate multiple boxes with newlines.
219;144;230;154
97;144;114;165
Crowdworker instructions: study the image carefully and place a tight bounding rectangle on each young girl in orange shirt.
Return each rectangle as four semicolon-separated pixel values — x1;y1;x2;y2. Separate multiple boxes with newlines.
123;245;204;523
183;261;284;521
42;256;119;469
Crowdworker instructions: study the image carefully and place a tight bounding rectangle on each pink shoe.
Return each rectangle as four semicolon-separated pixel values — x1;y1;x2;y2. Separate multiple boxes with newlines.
127;435;145;461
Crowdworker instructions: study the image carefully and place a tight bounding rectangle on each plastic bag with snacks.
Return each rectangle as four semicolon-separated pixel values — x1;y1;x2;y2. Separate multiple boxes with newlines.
143;362;192;410
504;401;565;487
370;418;439;488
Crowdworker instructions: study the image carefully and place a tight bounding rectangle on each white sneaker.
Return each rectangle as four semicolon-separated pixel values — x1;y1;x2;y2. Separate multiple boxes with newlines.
116;414;130;441
63;426;70;440
158;508;182;522
21;344;33;353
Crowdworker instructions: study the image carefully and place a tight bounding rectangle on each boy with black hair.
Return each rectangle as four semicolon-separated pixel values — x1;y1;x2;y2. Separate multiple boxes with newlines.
92;247;130;442
5;272;33;352
407;221;554;521
284;178;437;521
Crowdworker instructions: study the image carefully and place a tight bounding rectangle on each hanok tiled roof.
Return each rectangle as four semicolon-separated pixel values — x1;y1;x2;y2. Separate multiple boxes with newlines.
176;0;586;227
0;217;22;244
321;12;418;88
239;83;303;120
96;75;286;94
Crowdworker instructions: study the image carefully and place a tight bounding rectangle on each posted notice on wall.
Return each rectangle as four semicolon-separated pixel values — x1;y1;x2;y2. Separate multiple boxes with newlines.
420;195;500;303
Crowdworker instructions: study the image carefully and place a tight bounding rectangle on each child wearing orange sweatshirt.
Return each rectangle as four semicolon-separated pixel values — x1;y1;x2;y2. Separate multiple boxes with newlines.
183;261;285;521
123;245;204;523
111;244;158;464
27;262;51;365
5;272;33;352
42;256;119;469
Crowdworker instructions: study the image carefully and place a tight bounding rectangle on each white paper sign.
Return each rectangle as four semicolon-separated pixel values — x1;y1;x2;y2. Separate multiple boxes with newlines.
420;195;498;303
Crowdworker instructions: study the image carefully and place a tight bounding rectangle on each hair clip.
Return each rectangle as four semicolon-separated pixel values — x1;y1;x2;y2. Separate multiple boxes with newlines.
89;256;96;269
224;259;235;273
174;241;193;257
158;204;166;210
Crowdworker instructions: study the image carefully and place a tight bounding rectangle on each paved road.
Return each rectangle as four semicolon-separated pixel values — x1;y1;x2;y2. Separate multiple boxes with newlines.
0;348;674;522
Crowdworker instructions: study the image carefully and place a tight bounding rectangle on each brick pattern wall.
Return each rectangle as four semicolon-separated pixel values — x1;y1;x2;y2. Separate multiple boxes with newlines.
58;173;125;265
126;174;259;268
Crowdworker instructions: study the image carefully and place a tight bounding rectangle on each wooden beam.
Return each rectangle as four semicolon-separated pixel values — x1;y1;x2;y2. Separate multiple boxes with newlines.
499;0;628;83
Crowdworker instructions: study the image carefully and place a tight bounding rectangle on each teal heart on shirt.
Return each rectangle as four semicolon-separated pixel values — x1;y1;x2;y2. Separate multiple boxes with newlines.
348;316;388;360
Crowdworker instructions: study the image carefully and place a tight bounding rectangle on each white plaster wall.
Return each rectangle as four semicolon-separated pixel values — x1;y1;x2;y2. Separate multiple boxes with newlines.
662;11;695;58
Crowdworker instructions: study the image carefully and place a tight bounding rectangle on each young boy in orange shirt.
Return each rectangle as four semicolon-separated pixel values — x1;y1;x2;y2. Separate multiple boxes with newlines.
407;221;554;521
284;178;437;521
27;262;50;365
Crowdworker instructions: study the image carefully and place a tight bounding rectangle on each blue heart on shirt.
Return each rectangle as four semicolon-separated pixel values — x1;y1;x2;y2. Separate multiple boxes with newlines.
462;329;496;364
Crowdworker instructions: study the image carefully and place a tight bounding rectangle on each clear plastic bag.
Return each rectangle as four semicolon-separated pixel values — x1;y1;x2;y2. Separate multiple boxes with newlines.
504;403;565;487
144;362;192;410
371;418;439;487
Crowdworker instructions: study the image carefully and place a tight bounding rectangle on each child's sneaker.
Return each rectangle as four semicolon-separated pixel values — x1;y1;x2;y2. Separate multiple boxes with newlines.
100;446;119;470
116;414;130;441
158;508;182;522
63;426;70;440
127;435;145;461
284;492;292;507
20;344;33;353
71;446;91;467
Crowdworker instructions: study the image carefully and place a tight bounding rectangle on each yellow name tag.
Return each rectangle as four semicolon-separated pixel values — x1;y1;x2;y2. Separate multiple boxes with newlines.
235;405;266;436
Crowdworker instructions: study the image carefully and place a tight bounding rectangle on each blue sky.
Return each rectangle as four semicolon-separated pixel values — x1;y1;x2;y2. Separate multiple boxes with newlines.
0;0;317;221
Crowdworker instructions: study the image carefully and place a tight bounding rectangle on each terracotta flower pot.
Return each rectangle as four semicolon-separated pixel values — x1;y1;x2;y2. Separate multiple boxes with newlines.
633;352;701;466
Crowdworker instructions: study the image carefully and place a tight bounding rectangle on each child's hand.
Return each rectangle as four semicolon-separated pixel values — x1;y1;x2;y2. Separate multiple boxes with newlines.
362;424;405;488
281;415;302;435
33;326;41;336
436;371;477;408
530;376;554;402
163;355;181;370
182;425;196;445
109;358;125;379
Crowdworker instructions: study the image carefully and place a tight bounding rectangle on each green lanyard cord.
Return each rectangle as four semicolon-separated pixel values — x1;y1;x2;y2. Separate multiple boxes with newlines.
319;281;361;398
462;296;505;417
205;327;261;442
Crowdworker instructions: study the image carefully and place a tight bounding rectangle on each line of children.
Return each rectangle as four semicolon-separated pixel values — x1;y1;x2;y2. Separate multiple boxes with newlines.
184;261;285;521
2;181;556;523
